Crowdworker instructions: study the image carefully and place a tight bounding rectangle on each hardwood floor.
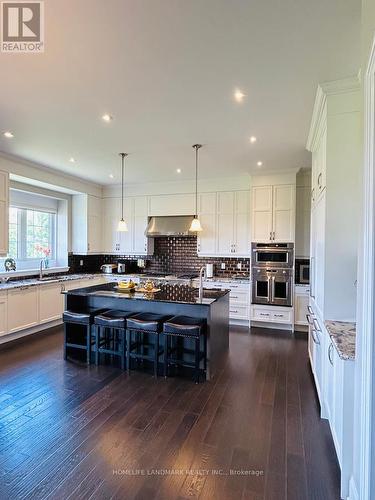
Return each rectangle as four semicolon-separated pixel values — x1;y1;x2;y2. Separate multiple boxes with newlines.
0;326;340;500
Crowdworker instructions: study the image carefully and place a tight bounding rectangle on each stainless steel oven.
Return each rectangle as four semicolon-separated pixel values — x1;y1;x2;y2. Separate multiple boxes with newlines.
295;258;310;284
252;267;293;306
251;243;294;268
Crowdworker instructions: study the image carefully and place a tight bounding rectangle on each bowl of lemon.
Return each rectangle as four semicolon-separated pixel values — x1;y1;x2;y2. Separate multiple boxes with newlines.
115;280;136;292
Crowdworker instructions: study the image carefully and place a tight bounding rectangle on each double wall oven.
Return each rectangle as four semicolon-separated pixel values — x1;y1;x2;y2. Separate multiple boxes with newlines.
251;243;294;307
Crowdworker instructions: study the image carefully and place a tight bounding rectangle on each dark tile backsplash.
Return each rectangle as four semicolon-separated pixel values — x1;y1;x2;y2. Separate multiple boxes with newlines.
68;236;250;278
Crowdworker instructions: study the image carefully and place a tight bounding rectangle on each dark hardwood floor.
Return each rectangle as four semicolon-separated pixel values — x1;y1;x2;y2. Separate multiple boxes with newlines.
0;326;340;500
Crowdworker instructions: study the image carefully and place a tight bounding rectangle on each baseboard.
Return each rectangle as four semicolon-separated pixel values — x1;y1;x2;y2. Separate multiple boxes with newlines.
0;320;62;348
251;320;293;331
348;476;359;500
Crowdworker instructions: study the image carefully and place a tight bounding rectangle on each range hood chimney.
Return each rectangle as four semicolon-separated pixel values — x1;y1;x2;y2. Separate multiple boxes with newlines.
145;216;195;237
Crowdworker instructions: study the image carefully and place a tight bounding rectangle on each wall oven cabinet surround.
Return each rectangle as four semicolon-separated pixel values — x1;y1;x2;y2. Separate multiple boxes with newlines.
294;285;310;328
251;183;295;243
0;170;9;256
252;267;293;307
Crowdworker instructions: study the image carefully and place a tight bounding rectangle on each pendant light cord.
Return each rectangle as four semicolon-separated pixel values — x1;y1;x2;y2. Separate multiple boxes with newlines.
193;144;202;218
119;153;128;220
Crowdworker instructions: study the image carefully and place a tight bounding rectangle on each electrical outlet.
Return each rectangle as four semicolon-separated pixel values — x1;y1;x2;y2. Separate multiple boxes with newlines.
80;260;83;266
221;263;226;270
237;262;242;270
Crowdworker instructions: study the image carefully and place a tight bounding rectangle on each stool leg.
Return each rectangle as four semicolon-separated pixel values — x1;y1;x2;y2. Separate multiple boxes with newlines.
164;335;168;378
203;334;207;372
195;337;200;384
121;330;125;370
63;323;68;360
154;333;159;378
95;326;100;366
86;325;91;364
126;330;131;374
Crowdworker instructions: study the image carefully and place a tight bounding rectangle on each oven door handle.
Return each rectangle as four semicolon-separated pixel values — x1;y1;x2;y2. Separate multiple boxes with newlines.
270;276;275;303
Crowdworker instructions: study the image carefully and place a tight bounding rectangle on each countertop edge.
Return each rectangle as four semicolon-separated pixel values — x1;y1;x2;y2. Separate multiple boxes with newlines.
324;320;356;361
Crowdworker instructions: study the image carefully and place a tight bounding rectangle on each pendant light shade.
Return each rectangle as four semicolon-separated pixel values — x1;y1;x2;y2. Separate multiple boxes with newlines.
117;152;128;232
189;144;203;232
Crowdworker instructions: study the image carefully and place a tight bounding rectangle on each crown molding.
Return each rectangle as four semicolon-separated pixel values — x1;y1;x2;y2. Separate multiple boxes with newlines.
306;74;361;152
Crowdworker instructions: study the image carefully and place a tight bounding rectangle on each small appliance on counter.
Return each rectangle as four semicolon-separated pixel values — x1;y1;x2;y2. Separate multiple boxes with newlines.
100;264;117;274
295;258;310;284
205;263;214;278
117;261;126;274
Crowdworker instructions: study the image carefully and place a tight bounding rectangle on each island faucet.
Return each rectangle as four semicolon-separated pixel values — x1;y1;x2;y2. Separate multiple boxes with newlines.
198;266;205;301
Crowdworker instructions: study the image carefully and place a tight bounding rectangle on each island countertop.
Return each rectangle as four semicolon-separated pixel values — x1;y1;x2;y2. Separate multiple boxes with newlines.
64;282;229;306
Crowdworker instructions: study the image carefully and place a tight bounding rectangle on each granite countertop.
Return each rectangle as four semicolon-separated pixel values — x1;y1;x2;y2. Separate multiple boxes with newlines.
324;320;356;361
64;282;229;306
0;273;97;291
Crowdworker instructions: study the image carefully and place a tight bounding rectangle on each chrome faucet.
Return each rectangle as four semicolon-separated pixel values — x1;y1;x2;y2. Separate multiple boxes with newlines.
39;259;45;280
198;266;205;301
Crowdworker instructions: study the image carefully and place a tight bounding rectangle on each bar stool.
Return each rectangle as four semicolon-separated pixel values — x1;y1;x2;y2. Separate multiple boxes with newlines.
63;308;104;364
163;316;206;383
94;310;133;369
126;313;170;377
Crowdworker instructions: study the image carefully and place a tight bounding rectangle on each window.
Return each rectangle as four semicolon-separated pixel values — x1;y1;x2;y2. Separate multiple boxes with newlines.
6;207;56;265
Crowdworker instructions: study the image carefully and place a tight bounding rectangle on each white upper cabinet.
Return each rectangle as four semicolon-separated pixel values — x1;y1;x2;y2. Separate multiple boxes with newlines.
197;191;251;257
0;170;9;256
252;184;295;243
72;194;102;254
101;196;153;256
148;193;195;216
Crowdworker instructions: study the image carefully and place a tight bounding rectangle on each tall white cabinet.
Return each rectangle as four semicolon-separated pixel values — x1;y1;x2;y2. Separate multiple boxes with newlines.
72;194;102;254
251;181;295;243
0;170;9;256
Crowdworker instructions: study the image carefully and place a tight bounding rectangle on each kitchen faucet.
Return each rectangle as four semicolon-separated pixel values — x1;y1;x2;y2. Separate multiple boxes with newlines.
39;259;45;280
198;266;205;301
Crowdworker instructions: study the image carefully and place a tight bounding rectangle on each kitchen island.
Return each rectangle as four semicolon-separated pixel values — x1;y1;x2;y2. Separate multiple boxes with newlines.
64;283;230;380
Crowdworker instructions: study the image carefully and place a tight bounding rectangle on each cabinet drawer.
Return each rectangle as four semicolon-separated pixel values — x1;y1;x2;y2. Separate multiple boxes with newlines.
229;290;249;304
272;310;292;323
252;307;272;321
229;305;249;320
251;305;293;324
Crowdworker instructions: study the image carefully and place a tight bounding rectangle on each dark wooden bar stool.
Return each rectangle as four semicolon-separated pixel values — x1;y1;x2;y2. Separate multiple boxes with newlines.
94;310;133;369
163;316;206;383
126;313;170;377
63;308;104;364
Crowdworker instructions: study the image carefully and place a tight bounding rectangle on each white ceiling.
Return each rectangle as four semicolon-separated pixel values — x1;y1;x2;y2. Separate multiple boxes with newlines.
0;0;361;185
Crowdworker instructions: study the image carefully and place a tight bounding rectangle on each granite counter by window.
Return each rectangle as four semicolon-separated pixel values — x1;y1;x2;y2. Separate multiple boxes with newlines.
324;320;356;361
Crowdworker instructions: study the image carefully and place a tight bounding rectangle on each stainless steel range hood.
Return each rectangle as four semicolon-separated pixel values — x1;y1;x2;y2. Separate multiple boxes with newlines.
145;216;194;237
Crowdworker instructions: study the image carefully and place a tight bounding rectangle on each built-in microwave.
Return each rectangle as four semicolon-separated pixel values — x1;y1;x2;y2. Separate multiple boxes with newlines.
251;243;294;268
295;258;310;284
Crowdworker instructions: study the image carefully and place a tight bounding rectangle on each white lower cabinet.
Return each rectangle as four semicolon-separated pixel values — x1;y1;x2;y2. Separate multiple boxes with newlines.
39;283;65;324
308;303;354;499
7;287;39;333
294;285;310;328
203;280;250;322
251;304;293;325
0;292;7;336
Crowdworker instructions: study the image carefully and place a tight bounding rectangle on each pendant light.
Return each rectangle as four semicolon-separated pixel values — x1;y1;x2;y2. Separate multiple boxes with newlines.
189;144;203;232
117;152;128;232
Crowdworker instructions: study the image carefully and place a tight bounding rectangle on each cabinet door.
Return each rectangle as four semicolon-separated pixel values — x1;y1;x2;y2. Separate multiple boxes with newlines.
0;170;9;256
0;293;7;336
234;191;250;255
295;294;309;325
273;185;295;242
119;198;134;254
252;186;273;242
313;192;326;316
39;283;64;323
217;192;235;255
87;196;102;253
102;198;122;253
7;287;39;333
133;197;151;255
197;193;217;255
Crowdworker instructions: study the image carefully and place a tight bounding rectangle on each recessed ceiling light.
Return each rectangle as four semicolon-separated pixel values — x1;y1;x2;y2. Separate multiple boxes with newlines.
69;157;76;163
3;131;14;138
176;168;182;173
102;114;113;122
109;174;114;179
257;161;263;167
250;136;257;143
234;89;245;103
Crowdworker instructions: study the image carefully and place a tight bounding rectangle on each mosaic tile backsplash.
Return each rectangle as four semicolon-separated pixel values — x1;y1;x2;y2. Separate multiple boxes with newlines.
68;236;250;277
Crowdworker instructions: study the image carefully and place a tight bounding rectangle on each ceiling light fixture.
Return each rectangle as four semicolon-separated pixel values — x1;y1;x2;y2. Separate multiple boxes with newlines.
189;144;203;232
257;161;263;167
176;168;181;173
3;131;14;138
250;136;257;143
69;157;76;163
234;89;245;103
117;153;128;232
102;114;113;122
109;174;114;179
